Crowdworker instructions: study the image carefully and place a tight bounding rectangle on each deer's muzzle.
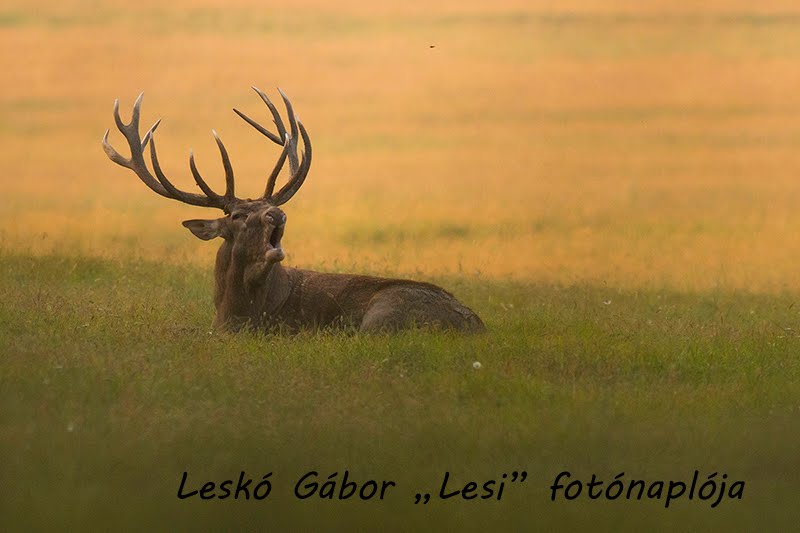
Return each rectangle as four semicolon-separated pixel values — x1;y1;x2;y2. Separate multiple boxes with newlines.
261;209;286;263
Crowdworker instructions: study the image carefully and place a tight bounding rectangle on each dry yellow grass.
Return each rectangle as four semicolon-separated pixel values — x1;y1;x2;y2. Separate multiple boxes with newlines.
3;0;800;291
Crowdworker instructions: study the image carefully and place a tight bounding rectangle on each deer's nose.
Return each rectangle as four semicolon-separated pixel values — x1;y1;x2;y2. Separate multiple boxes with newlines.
263;207;286;226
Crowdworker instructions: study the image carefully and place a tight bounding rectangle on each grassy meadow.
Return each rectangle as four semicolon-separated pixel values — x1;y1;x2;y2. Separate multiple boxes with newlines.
2;0;800;530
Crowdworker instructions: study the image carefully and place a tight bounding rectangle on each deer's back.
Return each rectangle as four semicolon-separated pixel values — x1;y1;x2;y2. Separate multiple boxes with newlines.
280;269;485;333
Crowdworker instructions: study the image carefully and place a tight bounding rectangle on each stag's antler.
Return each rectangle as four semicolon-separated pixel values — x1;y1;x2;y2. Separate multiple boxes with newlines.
103;88;311;211
102;93;237;212
233;87;312;206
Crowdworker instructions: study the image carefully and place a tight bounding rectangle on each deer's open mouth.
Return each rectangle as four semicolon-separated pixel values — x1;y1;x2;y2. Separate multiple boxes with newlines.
262;220;286;263
268;223;284;250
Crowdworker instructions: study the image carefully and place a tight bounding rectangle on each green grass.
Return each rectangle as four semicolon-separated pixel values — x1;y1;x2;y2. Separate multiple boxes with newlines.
2;252;799;530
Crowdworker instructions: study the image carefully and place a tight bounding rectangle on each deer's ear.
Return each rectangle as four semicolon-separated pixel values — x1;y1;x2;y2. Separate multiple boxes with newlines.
182;219;227;240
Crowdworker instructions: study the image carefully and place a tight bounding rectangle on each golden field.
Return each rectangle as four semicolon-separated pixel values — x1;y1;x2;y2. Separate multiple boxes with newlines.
2;0;800;291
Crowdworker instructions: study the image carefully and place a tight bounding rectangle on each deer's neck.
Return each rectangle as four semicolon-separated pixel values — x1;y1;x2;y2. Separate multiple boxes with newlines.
212;240;291;330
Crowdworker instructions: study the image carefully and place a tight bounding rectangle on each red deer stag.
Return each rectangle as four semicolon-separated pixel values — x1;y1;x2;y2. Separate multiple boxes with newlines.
102;88;485;333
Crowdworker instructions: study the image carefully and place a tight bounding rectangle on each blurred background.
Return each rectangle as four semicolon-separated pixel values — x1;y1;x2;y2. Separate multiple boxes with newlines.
3;0;800;291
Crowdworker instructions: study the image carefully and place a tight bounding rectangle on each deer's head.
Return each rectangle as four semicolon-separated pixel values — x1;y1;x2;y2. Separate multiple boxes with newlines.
102;87;311;266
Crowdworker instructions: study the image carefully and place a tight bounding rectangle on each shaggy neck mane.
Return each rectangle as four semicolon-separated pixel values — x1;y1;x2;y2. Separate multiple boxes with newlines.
212;240;291;330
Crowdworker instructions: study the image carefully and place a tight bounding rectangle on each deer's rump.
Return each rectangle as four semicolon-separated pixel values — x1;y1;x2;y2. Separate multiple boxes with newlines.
277;269;486;333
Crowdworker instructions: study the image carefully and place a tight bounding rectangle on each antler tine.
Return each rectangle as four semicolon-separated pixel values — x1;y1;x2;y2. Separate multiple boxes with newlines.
183;130;236;209
212;130;236;201
188;150;224;200
150;137;201;202
112;98;126;133
102;128;129;167
233;108;282;145
141;118;162;151
277;88;300;175
253;86;288;142
130;92;144;128
102;93;233;210
264;133;291;199
232;86;286;145
271;119;312;206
